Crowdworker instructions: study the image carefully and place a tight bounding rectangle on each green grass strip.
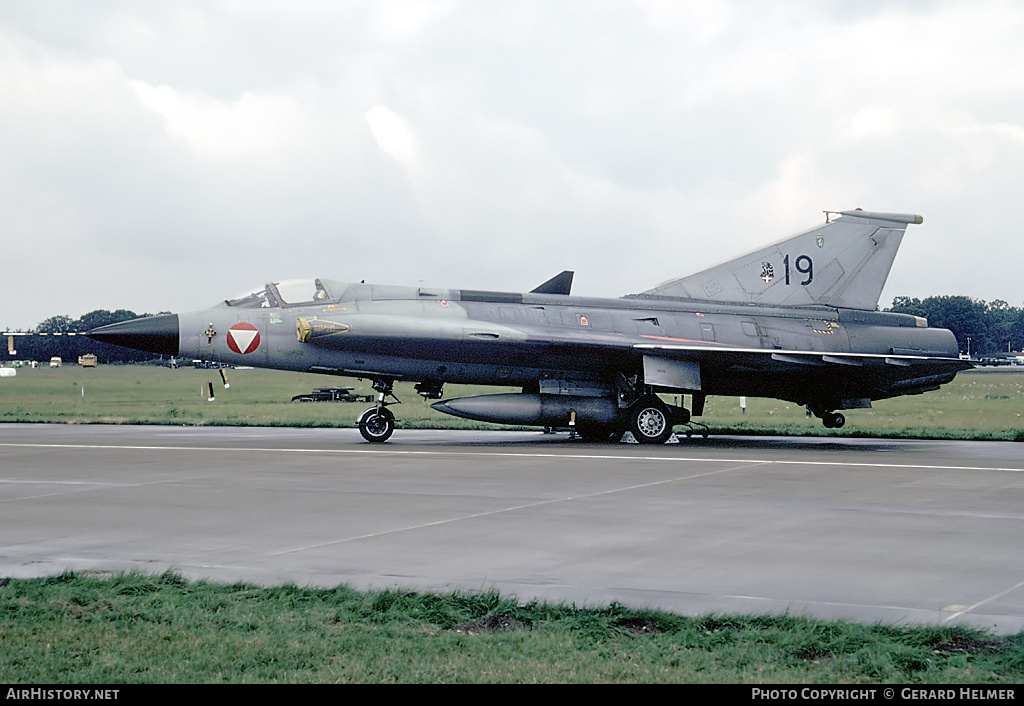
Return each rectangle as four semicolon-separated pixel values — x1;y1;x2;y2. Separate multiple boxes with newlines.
1;365;1022;441
1;571;1022;684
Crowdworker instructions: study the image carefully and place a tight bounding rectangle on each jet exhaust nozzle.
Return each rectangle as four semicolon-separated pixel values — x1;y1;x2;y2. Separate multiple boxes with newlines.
86;314;180;357
432;393;620;427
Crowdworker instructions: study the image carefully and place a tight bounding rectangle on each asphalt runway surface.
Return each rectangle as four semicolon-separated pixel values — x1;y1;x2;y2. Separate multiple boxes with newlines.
2;423;1023;633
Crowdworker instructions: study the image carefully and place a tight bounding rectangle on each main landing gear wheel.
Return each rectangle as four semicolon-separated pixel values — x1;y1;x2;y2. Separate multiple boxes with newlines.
358;406;395;443
628;397;674;445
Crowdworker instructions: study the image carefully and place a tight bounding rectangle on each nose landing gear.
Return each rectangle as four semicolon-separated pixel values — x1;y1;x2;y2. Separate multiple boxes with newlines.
358;379;399;443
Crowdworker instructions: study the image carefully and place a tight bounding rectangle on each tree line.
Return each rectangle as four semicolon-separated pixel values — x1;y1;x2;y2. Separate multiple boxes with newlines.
885;296;1024;357
7;297;1024;364
10;310;163;364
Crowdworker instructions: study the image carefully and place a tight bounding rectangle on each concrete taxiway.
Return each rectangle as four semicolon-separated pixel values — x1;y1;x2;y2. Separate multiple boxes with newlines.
2;423;1023;633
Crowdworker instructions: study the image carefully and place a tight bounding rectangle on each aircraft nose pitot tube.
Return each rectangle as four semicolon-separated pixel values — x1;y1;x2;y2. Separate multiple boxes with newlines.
86;314;180;357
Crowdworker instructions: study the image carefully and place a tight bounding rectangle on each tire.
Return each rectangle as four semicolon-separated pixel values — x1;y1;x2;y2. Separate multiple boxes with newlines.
629;397;674;444
359;408;395;443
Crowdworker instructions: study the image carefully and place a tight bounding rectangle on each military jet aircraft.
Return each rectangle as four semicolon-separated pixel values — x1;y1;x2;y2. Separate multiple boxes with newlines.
88;209;971;443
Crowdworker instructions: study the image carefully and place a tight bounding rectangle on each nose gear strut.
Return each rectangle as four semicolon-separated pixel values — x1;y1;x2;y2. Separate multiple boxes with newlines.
358;379;400;443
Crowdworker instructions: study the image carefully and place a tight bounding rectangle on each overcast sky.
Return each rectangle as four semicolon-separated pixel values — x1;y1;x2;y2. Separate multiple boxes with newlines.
2;0;1022;330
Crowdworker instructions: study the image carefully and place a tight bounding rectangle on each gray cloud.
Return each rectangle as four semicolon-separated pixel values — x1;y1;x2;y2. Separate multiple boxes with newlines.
2;0;1022;330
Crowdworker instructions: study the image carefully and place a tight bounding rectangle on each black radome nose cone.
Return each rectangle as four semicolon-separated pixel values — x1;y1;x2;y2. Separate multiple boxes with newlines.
87;314;180;356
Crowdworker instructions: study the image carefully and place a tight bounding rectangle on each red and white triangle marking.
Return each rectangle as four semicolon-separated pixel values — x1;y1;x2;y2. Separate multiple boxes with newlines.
226;322;260;354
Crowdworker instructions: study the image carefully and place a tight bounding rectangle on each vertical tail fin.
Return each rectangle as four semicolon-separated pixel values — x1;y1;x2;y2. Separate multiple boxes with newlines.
636;210;923;310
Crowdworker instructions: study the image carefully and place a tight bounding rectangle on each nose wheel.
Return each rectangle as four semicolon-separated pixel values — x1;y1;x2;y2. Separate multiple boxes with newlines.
358;406;395;443
358;379;399;443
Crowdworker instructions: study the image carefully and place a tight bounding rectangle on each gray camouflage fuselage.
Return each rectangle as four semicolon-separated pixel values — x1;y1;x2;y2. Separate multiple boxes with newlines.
178;283;959;406
88;209;971;442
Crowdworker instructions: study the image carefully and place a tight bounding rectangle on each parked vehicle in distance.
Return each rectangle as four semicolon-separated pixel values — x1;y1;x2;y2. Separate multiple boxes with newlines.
291;387;374;403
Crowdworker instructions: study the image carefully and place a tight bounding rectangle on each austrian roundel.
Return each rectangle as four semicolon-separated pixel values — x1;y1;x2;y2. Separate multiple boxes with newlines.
226;322;261;354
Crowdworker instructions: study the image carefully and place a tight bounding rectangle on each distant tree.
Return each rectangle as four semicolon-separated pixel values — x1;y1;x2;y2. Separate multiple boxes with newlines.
36;315;77;334
29;315;79;362
887;296;1023;355
24;309;158;364
928;296;989;352
75;309;140;332
988;301;1024;354
888;296;926;318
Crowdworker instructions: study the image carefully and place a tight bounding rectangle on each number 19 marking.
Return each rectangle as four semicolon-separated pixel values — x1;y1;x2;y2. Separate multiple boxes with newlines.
783;255;814;286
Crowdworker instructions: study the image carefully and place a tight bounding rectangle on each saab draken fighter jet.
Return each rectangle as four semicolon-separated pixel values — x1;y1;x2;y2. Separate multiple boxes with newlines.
88;209;971;443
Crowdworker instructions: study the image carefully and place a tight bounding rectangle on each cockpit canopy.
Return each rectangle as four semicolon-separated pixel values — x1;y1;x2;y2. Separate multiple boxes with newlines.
224;278;440;308
225;279;348;308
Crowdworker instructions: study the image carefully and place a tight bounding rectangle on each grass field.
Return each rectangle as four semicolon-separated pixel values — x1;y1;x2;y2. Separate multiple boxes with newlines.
3;364;1022;683
0;363;1021;440
2;571;1022;684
